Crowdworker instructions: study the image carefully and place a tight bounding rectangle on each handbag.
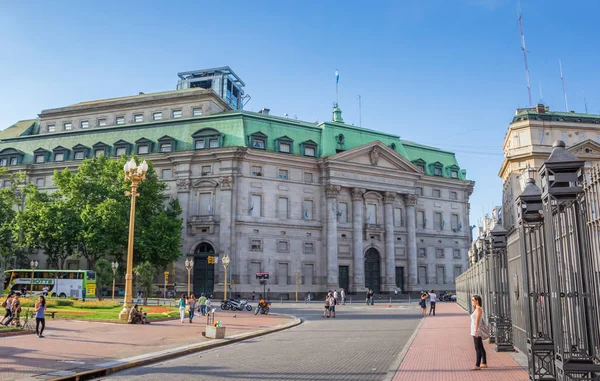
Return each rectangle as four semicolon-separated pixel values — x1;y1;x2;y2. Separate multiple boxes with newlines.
478;319;490;340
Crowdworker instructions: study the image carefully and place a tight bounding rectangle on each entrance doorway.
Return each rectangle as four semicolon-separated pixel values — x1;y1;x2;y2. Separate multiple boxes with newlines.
396;266;405;293
339;266;349;292
193;242;216;296
364;248;380;293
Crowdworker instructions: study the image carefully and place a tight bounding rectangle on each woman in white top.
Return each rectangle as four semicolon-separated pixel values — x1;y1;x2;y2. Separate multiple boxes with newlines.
470;295;487;370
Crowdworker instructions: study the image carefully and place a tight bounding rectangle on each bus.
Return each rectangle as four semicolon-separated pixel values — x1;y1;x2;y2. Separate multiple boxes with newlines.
3;269;96;298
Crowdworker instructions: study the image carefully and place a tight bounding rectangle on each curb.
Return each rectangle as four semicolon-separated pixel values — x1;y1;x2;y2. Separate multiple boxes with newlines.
382;315;425;381
48;314;301;381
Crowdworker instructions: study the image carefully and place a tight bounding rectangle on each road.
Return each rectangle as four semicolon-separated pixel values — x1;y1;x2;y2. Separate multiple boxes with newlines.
102;302;423;381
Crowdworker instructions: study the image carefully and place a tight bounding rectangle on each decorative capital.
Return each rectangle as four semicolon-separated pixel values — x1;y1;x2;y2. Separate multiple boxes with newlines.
325;184;341;198
404;194;418;206
176;178;191;192
383;191;396;204
369;146;381;166
350;188;366;201
219;176;233;190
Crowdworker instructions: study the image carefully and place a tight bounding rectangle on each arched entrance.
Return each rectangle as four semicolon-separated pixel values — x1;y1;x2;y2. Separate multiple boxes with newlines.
193;242;216;296
364;248;381;293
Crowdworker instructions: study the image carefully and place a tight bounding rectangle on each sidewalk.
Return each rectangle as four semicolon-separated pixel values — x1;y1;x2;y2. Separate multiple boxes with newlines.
0;310;296;381
392;303;528;381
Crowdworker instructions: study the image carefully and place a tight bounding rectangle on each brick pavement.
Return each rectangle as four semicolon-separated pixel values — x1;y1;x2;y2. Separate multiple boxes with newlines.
0;310;293;381
393;303;528;381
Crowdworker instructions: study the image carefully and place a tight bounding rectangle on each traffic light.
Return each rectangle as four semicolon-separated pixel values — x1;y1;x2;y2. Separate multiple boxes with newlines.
207;256;215;264
164;271;169;282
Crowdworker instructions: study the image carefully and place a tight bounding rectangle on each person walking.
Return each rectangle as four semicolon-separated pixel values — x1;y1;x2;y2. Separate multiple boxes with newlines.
470;295;488;370
367;289;374;305
42;286;49;297
34;295;46;338
251;291;256;301
333;289;339;305
419;292;428;317
340;288;346;305
329;292;337;318
188;294;196;323
136;290;143;305
1;292;14;326
323;293;331;318
179;294;187;323
7;293;21;327
429;289;437;316
198;293;207;316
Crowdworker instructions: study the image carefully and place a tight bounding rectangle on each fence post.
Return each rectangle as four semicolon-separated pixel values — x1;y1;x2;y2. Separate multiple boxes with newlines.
489;224;514;352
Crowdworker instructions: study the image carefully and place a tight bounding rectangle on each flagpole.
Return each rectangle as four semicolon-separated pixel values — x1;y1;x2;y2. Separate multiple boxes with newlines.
335;69;339;107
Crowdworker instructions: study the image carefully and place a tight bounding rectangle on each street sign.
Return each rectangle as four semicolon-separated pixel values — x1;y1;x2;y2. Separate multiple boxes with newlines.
164;271;169;282
256;272;270;280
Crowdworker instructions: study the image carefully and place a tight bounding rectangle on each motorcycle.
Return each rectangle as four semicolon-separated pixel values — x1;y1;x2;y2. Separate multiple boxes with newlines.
220;300;232;310
229;299;253;311
254;299;271;315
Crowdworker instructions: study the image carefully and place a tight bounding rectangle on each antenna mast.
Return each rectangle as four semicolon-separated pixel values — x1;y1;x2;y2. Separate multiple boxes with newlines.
518;1;532;107
584;91;588;114
539;81;543;102
358;95;362;126
559;58;569;111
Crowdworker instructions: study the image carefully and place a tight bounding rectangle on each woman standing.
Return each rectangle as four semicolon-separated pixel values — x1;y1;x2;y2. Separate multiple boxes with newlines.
179;294;187;323
419;292;428;317
188;294;196;323
35;295;46;338
470;295;488;370
323;293;331;318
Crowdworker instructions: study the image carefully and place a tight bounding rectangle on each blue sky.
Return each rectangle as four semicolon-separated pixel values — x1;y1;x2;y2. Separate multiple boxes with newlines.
1;0;600;228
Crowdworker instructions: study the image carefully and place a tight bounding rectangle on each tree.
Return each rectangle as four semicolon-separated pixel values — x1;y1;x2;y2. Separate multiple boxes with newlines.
94;258;113;300
133;261;155;305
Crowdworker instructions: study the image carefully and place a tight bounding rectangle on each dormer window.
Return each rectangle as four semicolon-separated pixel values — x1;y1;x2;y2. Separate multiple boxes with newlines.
92;142;110;158
158;135;176;153
113;140;132;157
33;148;51;164
72;144;90;160
35;155;45;163
160;143;172;152
301;140;318;157
446;164;461;179
249;131;267;150
135;137;154;155
434;167;442;176
9;157;17;166
0;158;6;166
430;162;444;177
0;148;25;167
412;159;426;173
280;142;291;153
275;136;293;154
52;146;69;162
193;128;223;150
451;170;459;179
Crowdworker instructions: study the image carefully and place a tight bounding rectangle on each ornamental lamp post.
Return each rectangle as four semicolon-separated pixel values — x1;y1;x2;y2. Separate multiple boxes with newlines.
185;259;194;297
111;261;119;301
119;158;148;320
222;255;230;300
30;260;38;297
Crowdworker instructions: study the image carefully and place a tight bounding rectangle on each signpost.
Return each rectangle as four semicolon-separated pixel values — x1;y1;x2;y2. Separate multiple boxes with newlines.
256;272;269;299
164;271;169;299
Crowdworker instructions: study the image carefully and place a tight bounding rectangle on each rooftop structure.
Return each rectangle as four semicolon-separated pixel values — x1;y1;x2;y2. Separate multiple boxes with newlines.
176;66;247;110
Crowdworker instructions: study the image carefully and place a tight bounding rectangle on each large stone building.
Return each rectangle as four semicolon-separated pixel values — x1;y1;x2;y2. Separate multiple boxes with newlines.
0;67;474;297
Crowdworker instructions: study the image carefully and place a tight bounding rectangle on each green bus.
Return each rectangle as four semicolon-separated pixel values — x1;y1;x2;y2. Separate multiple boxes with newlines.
3;269;96;298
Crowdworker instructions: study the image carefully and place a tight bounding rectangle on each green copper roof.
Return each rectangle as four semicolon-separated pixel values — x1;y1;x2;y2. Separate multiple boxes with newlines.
513;108;600;124
0;119;38;139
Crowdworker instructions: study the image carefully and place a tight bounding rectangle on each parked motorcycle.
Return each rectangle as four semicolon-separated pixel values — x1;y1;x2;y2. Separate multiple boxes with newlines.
254;299;271;315
229;299;253;311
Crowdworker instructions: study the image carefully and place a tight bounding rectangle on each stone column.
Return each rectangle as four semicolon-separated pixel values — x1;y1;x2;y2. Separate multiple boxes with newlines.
383;192;396;290
351;188;366;291
404;194;418;291
325;185;341;288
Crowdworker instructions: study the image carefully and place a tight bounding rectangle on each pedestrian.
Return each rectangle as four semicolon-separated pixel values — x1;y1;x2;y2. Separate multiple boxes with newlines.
128;305;143;324
188;294;196;323
205;295;213;313
251;291;256;301
429;289;437;316
323;293;330;318
42;286;48;297
340;288;346;305
333;289;338;305
7;293;21;327
307;292;311;302
470;295;488;370
198;293;207;316
34;295;46;338
329;292;337;318
136;290;142;305
1;291;15;325
179;294;187;323
419;292;427;317
367;289;374;305
394;288;398;299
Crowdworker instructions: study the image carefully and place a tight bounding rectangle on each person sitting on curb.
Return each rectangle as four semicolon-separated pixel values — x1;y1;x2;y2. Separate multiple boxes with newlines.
138;307;150;324
128;305;143;324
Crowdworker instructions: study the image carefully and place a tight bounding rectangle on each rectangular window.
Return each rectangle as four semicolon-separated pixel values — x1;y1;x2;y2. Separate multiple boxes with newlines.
0;158;6;166
94;149;104;158
417;211;425;229
338;202;348;223
48;124;56;132
35;154;45;163
304;146;315;157
198;193;212;215
279;142;291;153
433;189;441;198
366;204;377;224
192;108;203;116
172;110;182;118
160;143;172;152
416;187;423;196
9;157;17;166
418;266;427;285
435;212;443;230
303;200;313;220
561;131;568;143
518;131;525;146
74;151;85;160
277;240;289;253
133;114;143;123
418;248;426;258
201;165;211;176
451;170;459;179
36;178;45;187
251;166;262;176
161;169;172;179
434;167;442;176
454;249;461;259
209;139;219;148
451;214;460;230
437;266;446;285
251;195;262;217
277;197;288;219
278;169;288;180
250;239;262;251
138;145;149;154
153;112;163;121
539;130;545;144
97;118;107;127
54;153;64;162
303;172;313;182
453;265;462;279
450;191;458;200
394;208;403;227
436;248;444;258
252;139;265;149
64;122;72;131
417;164;425;172
195;140;205;150
304;242;314;254
115;147;127;156
116;116;125;125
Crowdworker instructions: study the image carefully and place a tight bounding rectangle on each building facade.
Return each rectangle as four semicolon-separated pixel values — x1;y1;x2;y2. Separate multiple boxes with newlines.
0;67;474;298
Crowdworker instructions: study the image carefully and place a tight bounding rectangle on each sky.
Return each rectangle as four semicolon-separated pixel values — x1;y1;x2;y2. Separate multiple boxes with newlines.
1;0;600;229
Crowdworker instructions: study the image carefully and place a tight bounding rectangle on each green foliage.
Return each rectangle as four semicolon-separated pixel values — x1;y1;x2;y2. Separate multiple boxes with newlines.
72;300;120;309
133;261;155;305
94;258;113;300
54;299;74;307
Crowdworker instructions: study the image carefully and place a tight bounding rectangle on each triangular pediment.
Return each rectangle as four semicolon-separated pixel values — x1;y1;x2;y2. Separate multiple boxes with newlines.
326;141;421;173
567;139;600;158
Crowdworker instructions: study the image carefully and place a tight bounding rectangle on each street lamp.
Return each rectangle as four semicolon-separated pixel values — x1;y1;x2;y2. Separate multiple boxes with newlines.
111;261;119;301
119;158;148;320
222;255;230;300
185;259;194;297
294;271;301;302
30;260;38;297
